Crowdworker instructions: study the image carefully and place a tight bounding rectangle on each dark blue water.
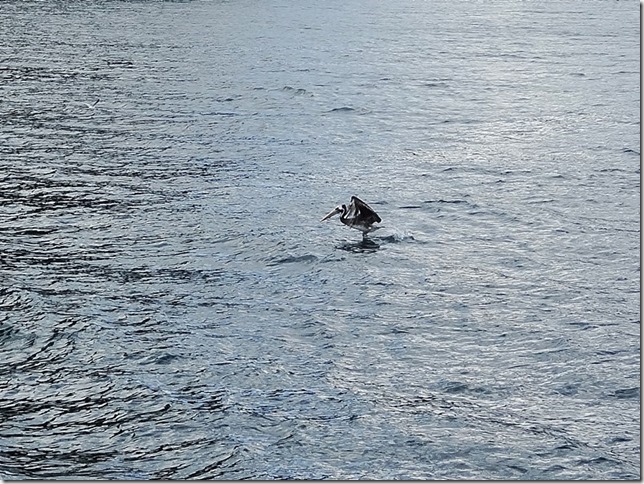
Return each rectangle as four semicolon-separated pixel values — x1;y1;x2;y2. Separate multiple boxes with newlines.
0;0;639;479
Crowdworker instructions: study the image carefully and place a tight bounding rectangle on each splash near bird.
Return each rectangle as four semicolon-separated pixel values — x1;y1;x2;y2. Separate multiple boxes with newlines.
320;196;382;235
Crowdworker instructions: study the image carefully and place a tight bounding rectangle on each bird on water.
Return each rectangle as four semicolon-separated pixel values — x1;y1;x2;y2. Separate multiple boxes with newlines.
320;195;381;236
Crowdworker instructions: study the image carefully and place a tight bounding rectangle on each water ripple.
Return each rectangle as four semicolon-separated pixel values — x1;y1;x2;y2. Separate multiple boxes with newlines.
0;0;639;480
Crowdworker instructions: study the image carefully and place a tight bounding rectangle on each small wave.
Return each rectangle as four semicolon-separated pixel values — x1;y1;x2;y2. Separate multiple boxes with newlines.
526;198;555;204
423;81;449;88
200;111;238;117
281;86;309;95
621;148;639;155
0;287;28;312
597;168;629;173
11;228;58;236
328;106;355;113
268;254;318;265
374;230;415;243
336;240;379;253
423;199;470;205
612;387;639;399
422;199;479;210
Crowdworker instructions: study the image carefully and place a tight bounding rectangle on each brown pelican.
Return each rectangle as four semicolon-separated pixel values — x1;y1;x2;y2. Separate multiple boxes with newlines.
320;196;381;234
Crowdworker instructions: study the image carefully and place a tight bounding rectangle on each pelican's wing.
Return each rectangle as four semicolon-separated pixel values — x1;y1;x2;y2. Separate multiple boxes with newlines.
350;196;381;224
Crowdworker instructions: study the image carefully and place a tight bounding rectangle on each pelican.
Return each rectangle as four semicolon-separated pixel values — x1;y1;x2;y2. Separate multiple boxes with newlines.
320;196;381;235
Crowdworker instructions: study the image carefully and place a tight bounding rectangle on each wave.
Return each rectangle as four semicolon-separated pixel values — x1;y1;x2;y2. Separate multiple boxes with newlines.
267;254;319;265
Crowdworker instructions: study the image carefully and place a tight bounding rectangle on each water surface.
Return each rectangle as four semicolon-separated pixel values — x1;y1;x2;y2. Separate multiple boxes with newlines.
0;0;639;479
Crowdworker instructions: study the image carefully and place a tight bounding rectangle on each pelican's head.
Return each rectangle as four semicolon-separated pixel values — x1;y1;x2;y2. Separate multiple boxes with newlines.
320;205;345;222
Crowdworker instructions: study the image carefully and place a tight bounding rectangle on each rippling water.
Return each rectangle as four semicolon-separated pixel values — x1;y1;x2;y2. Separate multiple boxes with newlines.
0;0;639;480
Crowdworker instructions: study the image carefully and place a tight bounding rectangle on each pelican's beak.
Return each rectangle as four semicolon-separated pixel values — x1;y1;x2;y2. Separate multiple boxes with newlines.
320;206;341;222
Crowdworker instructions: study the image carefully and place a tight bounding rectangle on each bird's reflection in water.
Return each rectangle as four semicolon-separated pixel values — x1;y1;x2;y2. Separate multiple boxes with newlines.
336;238;380;253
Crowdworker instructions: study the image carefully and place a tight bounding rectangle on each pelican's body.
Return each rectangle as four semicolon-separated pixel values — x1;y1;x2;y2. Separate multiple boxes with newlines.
321;196;381;234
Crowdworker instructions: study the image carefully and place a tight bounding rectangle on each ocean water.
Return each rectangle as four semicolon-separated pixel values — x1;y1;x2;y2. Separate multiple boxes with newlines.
0;0;639;479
